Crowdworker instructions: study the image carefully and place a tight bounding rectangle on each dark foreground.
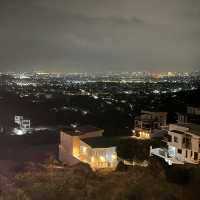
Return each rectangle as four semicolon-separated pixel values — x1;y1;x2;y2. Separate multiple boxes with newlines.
0;134;200;200
0;133;59;176
1;160;200;200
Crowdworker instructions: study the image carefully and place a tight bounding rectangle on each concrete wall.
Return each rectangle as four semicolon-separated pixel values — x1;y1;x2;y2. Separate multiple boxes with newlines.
59;131;80;165
167;124;200;164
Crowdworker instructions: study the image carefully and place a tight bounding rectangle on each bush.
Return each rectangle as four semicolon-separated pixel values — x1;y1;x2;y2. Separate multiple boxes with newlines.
117;139;150;162
148;157;165;177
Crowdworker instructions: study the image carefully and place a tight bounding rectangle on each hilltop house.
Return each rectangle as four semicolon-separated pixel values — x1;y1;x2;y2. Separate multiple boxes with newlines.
59;125;118;170
134;110;167;139
150;123;200;165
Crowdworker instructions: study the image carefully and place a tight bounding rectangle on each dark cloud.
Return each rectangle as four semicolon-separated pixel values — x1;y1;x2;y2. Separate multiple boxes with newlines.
0;0;199;72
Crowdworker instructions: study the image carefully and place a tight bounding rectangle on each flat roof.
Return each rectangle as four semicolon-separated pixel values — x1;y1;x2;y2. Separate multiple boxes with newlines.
61;125;103;136
177;123;200;136
184;124;200;136
82;136;121;148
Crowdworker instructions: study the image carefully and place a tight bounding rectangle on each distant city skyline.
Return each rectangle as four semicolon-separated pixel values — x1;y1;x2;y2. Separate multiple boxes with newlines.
0;0;199;72
0;69;199;75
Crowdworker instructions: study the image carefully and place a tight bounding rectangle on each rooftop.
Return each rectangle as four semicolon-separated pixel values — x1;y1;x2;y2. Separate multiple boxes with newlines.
184;123;200;136
176;123;200;136
82;136;122;148
61;125;103;136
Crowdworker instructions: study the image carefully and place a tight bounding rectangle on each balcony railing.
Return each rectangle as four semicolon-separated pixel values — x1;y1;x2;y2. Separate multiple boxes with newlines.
182;143;192;149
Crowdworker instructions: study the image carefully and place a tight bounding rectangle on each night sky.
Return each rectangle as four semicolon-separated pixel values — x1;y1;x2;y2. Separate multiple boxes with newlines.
0;0;199;72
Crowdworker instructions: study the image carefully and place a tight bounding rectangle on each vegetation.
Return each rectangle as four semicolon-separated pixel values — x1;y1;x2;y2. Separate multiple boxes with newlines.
1;158;200;200
117;139;150;162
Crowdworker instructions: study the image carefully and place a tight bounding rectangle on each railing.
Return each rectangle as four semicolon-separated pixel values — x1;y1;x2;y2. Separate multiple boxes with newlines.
162;137;168;143
161;126;169;131
182;143;192;149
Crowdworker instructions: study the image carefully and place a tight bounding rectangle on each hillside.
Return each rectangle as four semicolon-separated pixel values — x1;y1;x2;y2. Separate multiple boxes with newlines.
1;160;200;200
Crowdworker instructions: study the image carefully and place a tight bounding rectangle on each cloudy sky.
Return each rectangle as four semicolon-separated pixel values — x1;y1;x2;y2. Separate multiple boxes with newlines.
0;0;199;72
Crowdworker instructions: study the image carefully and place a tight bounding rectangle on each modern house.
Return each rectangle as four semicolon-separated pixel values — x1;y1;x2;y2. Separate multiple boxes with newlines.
59;125;118;170
134;110;167;139
150;123;200;165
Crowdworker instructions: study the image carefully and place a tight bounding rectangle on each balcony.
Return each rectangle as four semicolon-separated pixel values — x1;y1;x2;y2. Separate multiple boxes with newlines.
182;143;192;149
150;146;184;165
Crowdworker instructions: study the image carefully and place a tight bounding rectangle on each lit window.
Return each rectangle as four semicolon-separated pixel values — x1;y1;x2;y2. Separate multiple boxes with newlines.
112;154;117;160
91;156;95;162
82;147;87;153
100;156;105;162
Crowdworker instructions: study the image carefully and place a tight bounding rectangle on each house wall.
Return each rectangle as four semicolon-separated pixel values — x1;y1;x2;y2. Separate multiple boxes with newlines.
178;114;188;124
167;124;200;164
79;140;93;163
78;141;118;169
59;131;118;169
60;131;73;155
59;144;80;165
90;147;118;169
59;131;81;165
135;111;167;130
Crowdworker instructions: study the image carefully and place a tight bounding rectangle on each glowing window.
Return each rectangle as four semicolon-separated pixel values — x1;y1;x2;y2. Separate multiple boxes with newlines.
82;147;87;153
100;156;105;162
91;156;95;162
112;154;117;160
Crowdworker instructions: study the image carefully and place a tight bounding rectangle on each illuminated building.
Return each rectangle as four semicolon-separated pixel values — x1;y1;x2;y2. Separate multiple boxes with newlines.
59;125;118;170
134;131;150;140
15;116;31;129
150;123;200;165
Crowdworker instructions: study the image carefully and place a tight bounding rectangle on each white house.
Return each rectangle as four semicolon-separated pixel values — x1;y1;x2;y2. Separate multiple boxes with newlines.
150;123;200;165
15;116;31;129
59;125;118;170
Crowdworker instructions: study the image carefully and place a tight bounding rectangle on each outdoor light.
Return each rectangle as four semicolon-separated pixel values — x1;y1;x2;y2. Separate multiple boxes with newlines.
100;156;105;162
82;147;87;153
112;154;117;160
91;156;95;162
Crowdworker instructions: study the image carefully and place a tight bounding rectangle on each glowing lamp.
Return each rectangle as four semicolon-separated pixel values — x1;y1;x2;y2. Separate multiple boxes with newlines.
100;156;105;162
91;156;95;162
82;147;87;153
112;154;117;160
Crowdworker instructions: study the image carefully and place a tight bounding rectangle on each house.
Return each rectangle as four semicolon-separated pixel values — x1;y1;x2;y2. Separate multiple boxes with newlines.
150;123;200;165
59;125;118;170
14;116;31;129
134;111;167;139
177;106;200;124
13;115;31;135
